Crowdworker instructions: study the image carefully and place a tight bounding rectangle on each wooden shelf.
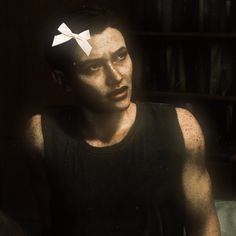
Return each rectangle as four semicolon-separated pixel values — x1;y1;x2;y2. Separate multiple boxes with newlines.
133;90;236;102
132;32;236;102
135;32;236;39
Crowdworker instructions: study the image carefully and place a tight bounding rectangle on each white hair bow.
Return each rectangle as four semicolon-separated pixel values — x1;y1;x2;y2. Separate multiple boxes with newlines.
52;22;92;56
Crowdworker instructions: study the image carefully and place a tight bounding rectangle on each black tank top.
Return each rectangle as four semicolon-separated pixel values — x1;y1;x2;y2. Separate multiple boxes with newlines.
42;102;186;236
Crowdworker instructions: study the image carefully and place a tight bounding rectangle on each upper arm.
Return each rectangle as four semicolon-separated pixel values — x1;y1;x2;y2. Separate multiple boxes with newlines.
25;114;44;156
25;115;51;233
176;107;208;212
176;108;220;235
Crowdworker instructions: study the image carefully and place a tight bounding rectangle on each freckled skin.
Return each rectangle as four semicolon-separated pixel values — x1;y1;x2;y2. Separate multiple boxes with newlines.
71;27;133;112
176;108;220;236
26;27;220;236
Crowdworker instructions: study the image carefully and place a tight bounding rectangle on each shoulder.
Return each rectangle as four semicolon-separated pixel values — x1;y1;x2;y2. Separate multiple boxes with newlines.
25;105;79;153
25;114;44;155
175;107;205;157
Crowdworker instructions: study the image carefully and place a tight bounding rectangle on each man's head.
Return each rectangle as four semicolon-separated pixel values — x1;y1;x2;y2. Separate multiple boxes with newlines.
45;8;133;112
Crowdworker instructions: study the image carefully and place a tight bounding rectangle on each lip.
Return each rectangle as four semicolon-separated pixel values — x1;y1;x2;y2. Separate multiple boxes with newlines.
107;86;128;99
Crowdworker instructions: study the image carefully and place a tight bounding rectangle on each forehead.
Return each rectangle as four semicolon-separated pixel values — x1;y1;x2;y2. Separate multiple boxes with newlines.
76;27;127;61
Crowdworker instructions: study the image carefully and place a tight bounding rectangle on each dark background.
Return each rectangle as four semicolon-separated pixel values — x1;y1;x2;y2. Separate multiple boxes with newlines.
1;0;236;235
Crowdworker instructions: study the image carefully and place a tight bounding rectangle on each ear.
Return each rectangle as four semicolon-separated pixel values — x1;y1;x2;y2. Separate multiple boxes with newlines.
51;70;72;92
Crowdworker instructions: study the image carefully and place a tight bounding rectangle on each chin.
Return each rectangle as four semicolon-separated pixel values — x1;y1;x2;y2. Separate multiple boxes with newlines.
114;100;131;110
107;90;132;112
77;91;132;113
93;98;130;113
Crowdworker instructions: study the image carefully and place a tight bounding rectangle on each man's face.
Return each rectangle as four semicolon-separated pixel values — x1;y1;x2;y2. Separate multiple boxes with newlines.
70;27;133;112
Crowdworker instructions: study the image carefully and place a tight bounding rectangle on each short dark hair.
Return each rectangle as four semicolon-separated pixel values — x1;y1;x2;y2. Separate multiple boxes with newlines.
44;8;129;75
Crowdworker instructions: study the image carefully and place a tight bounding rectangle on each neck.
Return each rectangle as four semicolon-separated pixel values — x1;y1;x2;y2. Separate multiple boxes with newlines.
80;102;137;147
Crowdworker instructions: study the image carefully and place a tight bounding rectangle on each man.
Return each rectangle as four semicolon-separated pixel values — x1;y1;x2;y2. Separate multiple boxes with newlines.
26;8;220;236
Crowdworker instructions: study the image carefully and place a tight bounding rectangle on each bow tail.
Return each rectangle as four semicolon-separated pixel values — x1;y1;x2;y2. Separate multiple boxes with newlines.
76;39;92;56
52;34;72;47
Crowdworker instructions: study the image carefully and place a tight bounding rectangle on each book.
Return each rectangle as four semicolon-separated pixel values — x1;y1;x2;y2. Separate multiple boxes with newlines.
162;0;173;32
210;44;222;95
205;0;226;32
220;47;233;96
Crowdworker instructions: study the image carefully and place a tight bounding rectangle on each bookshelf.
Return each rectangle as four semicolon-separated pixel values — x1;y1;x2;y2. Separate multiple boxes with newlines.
133;32;236;161
133;90;236;103
131;1;236;162
136;32;236;39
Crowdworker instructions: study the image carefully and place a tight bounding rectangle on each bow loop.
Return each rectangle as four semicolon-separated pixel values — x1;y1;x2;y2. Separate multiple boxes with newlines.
52;22;92;56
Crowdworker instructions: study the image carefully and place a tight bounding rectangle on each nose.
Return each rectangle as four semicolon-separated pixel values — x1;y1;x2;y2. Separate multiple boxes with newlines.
105;63;123;86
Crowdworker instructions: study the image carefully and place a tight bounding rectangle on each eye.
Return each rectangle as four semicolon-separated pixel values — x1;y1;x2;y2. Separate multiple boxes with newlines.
114;51;127;62
84;63;102;74
89;64;102;71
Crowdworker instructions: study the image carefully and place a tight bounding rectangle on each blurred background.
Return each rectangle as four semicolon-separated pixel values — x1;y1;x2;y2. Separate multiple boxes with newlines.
1;0;236;234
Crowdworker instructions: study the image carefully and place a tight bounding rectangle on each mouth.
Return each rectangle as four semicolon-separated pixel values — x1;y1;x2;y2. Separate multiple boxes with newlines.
107;86;129;100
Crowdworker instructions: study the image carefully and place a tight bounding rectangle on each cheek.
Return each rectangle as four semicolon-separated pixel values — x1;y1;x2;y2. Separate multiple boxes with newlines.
119;58;133;79
74;73;106;95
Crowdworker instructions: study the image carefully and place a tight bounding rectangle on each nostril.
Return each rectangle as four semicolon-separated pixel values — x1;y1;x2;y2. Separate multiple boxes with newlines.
109;73;123;83
106;76;123;87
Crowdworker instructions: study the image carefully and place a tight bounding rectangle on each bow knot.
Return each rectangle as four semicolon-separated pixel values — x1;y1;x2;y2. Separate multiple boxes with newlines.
52;23;92;56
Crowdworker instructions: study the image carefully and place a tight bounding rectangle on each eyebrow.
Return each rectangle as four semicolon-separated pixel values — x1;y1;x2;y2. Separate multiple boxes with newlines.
78;46;128;66
111;46;128;60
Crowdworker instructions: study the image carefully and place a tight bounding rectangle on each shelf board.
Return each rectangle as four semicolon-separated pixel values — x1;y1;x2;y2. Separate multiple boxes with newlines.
134;90;236;102
134;32;236;39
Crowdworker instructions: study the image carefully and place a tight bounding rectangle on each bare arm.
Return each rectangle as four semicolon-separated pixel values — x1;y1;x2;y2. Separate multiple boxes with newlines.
25;115;51;235
176;108;220;236
26;114;44;155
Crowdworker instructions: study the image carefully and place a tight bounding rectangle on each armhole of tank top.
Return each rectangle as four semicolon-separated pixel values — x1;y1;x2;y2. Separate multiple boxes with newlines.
169;105;186;220
148;102;186;155
171;106;186;156
40;107;77;159
40;112;49;161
